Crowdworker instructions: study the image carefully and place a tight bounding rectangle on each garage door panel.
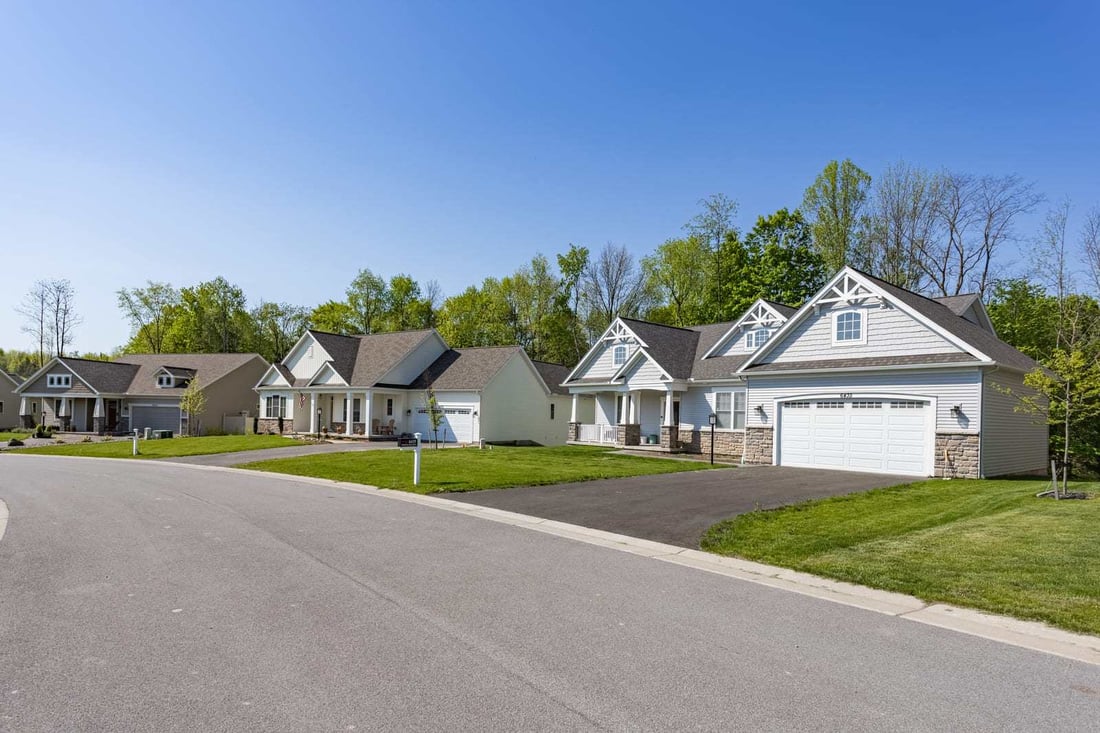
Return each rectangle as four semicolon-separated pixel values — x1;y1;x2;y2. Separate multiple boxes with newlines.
779;399;930;477
131;406;179;433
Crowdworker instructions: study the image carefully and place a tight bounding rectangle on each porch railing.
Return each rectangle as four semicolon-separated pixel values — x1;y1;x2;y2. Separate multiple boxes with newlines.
577;424;619;444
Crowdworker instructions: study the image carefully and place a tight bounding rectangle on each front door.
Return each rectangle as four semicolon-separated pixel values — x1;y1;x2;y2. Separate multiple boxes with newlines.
672;400;680;425
107;401;118;431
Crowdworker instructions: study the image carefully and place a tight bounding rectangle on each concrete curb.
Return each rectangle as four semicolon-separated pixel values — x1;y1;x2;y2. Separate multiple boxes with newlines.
0;499;8;543
8;453;1100;666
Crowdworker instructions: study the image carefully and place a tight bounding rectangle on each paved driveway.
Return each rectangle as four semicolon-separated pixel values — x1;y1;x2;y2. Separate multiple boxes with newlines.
444;465;910;548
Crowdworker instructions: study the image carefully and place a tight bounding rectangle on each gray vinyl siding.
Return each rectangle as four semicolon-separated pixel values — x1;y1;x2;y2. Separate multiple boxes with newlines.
22;370;93;395
578;341;639;380
377;335;448;386
201;355;270;434
680;385;747;430
981;369;1049;477
745;368;982;432
761;303;963;364
622;356;665;389
711;326;753;357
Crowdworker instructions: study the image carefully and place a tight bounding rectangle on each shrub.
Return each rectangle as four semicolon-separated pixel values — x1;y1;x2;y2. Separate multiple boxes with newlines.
7;438;24;447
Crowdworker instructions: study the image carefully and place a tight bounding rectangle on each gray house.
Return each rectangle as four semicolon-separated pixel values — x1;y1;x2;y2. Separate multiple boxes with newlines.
0;370;22;430
15;353;269;435
564;266;1048;479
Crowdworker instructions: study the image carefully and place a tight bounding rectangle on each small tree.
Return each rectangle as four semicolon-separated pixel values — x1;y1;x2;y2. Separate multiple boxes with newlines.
1018;351;1100;494
425;388;444;448
179;380;207;437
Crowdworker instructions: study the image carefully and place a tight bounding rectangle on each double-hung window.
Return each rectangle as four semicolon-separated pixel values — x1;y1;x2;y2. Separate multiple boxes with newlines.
744;329;770;349
833;310;865;344
266;395;286;419
612;345;627;367
715;392;746;429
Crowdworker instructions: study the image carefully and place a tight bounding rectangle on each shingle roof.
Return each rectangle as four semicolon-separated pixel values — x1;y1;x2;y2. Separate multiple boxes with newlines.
351;330;437;386
531;361;571;395
855;270;1040;373
764;301;799;318
619;318;701;380
742;352;979;373
57;358;140;393
932;293;981;316
308;330;361;383
0;369;21;388
409;346;519;391
687;321;751;380
115;353;264;395
161;366;197;378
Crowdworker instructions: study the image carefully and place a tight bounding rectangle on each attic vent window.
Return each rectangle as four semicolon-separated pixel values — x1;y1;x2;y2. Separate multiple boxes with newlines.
744;329;771;349
157;375;173;388
47;374;72;388
832;310;865;345
612;345;627;366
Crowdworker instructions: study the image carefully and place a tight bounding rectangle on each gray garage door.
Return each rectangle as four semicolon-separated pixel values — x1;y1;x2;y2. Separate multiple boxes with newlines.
131;406;180;433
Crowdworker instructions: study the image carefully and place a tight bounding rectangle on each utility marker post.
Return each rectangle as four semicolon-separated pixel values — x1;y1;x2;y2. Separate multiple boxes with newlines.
398;432;423;486
132;429;139;456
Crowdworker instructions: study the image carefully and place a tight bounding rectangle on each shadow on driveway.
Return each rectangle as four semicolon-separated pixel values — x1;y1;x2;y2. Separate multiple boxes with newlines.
443;466;911;548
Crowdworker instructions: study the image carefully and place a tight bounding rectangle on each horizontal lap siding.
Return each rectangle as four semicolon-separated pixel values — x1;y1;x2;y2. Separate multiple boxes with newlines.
680;385;746;430
712;326;752;358
578;342;639;380
981;370;1049;476
746;369;982;433
623;357;665;389
762;303;963;364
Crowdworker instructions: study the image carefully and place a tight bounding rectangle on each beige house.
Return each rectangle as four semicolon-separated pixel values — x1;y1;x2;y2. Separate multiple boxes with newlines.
0;370;22;430
15;353;269;435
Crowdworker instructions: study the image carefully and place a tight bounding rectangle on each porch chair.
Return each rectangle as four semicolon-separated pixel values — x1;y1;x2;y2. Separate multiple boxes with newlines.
371;418;381;436
384;419;396;436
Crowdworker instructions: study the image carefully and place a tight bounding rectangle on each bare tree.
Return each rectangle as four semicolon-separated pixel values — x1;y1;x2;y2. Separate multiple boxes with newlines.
859;162;943;291
970;175;1044;297
47;280;82;357
1082;206;1100;297
583;242;650;336
16;280;53;368
685;193;739;308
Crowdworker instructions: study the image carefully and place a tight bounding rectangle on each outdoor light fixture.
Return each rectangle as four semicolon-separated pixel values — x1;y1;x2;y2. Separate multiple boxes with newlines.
755;404;766;414
951;404;962;416
707;412;717;465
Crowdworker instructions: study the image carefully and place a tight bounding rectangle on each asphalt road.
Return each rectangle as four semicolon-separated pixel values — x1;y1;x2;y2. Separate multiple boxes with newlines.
160;439;395;467
445;465;908;547
1;456;1097;731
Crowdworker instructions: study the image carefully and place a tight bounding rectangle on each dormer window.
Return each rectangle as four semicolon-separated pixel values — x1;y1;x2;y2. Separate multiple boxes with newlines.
744;329;771;349
612;345;628;366
833;309;866;345
157;375;173;388
47;374;72;388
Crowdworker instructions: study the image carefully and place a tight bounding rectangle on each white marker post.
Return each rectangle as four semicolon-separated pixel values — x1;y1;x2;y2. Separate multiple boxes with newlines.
132;429;139;456
399;432;423;486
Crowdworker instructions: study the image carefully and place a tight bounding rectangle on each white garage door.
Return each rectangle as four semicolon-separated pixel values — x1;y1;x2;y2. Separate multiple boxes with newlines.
778;399;931;476
131;405;180;434
412;405;475;443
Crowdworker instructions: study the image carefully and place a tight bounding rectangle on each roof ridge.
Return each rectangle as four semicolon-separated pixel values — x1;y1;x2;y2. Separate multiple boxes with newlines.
619;316;697;333
849;266;964;313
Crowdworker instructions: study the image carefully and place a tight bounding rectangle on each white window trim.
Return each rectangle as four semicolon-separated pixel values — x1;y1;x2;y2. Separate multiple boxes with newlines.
157;375;174;388
612;345;628;367
831;309;867;346
713;390;747;430
744;328;770;350
47;374;72;388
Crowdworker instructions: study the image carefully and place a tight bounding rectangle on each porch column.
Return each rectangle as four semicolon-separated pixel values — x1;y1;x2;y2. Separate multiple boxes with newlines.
309;392;318;434
19;397;27;416
628;391;639;423
364;391;373;435
343;392;352;435
570;394;578;422
94;397;104;418
664;390;674;426
58;398;67;418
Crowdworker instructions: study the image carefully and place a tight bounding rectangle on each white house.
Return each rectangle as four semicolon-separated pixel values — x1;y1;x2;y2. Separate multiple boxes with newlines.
563;267;1048;479
255;329;571;445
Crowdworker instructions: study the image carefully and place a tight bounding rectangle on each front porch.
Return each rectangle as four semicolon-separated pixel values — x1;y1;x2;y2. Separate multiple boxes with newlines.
258;389;414;439
566;389;684;451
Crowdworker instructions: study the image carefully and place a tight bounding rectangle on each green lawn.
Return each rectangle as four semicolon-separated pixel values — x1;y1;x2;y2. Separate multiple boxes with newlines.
701;479;1100;635
242;445;715;494
0;432;23;442
13;434;300;459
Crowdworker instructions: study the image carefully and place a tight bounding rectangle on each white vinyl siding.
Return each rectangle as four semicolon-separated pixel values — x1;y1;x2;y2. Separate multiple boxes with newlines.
746;368;982;433
284;335;330;381
376;334;448;385
981;370;1049;477
679;386;748;430
761;303;963;364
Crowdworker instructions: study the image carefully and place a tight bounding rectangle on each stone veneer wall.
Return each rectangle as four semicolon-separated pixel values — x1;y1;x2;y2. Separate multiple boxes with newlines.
742;427;773;465
672;429;745;458
257;417;292;435
935;433;980;479
616;423;641;446
569;422;581;441
659;425;678;449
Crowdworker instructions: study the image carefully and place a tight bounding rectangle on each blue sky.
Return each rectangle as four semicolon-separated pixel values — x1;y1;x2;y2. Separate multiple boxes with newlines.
2;1;1098;353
